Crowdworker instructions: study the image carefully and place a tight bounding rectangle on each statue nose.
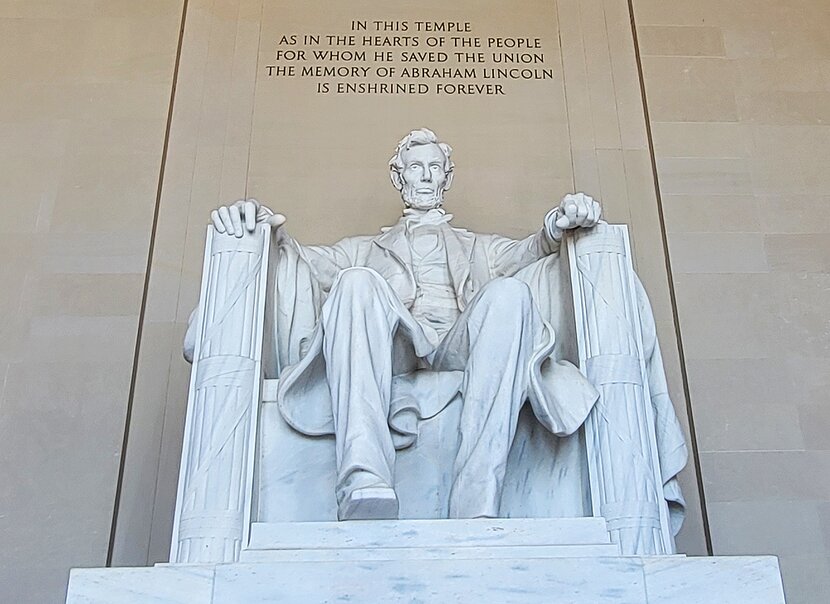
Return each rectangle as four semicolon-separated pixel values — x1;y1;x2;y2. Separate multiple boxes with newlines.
421;168;432;182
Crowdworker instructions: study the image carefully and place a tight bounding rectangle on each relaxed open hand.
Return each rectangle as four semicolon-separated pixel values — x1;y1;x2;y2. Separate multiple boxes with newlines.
210;199;286;237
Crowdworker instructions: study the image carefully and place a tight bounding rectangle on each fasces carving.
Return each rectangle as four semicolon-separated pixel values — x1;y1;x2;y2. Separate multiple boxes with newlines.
173;226;270;563
176;129;687;562
569;225;685;555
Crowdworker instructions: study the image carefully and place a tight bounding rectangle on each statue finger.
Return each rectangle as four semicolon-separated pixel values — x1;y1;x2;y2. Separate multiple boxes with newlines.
267;213;287;229
243;200;257;231
583;202;595;225
570;192;588;208
211;210;226;233
555;214;571;229
229;205;243;237
231;198;247;222
576;201;589;223
218;206;234;235
257;205;274;222
564;201;577;217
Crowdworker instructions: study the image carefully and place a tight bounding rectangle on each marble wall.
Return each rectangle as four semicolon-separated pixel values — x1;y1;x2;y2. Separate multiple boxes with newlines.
0;1;183;603
3;0;827;603
109;0;707;570
632;0;830;602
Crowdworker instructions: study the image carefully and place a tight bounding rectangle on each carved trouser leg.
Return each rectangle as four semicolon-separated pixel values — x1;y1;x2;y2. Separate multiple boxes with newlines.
321;267;405;519
433;277;544;518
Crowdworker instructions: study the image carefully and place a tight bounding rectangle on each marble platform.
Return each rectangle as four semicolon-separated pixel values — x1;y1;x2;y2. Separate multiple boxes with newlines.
67;518;786;603
240;517;621;562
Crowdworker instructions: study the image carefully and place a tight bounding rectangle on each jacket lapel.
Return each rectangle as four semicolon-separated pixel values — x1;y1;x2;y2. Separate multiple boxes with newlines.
374;217;478;310
374;220;415;283
442;226;476;308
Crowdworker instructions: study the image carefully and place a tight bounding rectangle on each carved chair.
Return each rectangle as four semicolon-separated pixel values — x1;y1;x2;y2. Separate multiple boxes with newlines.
170;222;677;564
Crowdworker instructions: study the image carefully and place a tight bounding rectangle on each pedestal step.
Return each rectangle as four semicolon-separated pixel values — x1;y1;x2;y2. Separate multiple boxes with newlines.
240;543;621;562
67;556;786;603
66;518;786;603
241;517;619;563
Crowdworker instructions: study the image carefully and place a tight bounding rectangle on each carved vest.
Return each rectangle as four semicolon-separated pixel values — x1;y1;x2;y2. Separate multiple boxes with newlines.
407;223;461;337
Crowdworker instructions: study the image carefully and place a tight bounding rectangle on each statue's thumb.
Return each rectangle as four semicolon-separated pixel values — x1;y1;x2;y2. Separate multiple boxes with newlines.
266;213;287;228
555;215;571;229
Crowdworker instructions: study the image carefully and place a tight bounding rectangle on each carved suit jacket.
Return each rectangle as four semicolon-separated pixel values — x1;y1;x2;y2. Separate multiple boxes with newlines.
285;213;559;312
271;212;600;445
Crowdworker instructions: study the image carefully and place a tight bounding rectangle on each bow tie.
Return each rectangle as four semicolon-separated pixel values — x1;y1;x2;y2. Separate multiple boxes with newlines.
402;208;454;229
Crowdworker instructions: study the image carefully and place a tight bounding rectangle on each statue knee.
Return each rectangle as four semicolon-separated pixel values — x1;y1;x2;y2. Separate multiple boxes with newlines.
479;277;532;311
331;267;385;298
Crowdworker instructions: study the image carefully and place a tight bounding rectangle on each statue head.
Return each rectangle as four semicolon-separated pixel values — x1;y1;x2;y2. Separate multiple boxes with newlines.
389;128;454;210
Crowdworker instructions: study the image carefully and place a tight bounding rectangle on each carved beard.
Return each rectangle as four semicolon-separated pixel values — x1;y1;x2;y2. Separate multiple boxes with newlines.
401;185;445;211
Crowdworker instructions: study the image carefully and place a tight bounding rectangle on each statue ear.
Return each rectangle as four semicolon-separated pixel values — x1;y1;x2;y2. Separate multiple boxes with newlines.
444;170;454;192
390;169;404;191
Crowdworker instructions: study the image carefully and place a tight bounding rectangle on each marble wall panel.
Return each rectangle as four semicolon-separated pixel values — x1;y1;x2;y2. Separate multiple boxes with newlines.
640;57;739;123
13;0;830;601
0;2;184;603
638;26;725;58
633;0;830;601
110;0;264;566
115;0;708;567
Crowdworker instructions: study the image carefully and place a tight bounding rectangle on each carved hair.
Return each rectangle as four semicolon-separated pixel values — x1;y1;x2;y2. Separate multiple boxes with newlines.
388;128;454;191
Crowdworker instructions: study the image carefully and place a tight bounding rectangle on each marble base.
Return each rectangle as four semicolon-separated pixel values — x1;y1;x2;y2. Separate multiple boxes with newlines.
67;519;786;603
240;517;620;562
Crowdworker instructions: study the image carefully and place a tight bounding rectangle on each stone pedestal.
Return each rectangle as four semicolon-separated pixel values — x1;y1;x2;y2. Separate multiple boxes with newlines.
67;518;785;603
73;218;784;604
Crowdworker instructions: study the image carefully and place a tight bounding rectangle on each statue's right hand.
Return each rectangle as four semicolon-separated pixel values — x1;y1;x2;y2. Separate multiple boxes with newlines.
210;198;286;237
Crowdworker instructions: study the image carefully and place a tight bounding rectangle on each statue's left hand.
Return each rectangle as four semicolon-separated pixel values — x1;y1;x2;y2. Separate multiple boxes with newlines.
555;193;602;230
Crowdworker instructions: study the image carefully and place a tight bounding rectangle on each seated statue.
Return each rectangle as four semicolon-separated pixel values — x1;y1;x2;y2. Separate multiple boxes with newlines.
190;129;686;542
202;128;606;521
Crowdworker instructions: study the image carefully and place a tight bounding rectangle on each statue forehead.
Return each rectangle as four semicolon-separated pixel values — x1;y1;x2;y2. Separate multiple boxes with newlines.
400;142;446;164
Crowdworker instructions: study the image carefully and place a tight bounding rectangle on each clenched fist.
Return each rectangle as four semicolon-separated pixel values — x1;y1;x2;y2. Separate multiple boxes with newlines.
545;193;602;241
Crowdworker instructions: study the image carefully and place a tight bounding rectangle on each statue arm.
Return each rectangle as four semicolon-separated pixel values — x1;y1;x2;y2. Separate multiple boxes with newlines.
206;198;353;291
183;200;354;363
486;193;603;277
485;225;561;278
275;230;356;293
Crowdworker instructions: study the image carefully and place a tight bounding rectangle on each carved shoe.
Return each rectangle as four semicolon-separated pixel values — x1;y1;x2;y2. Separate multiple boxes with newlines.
338;486;399;521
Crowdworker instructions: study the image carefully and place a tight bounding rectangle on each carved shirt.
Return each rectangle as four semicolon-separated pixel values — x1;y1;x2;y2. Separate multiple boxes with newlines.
403;208;461;337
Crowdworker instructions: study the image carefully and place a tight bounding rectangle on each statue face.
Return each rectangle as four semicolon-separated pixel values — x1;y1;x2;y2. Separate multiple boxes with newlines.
399;143;450;210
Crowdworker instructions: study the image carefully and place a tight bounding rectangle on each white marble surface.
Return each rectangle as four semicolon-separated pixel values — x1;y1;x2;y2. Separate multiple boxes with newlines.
67;515;786;603
213;557;647;604
238;543;621;562
66;555;786;603
173;225;270;564
66;565;214;604
241;517;619;562
569;224;678;554
643;556;786;604
246;517;614;550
